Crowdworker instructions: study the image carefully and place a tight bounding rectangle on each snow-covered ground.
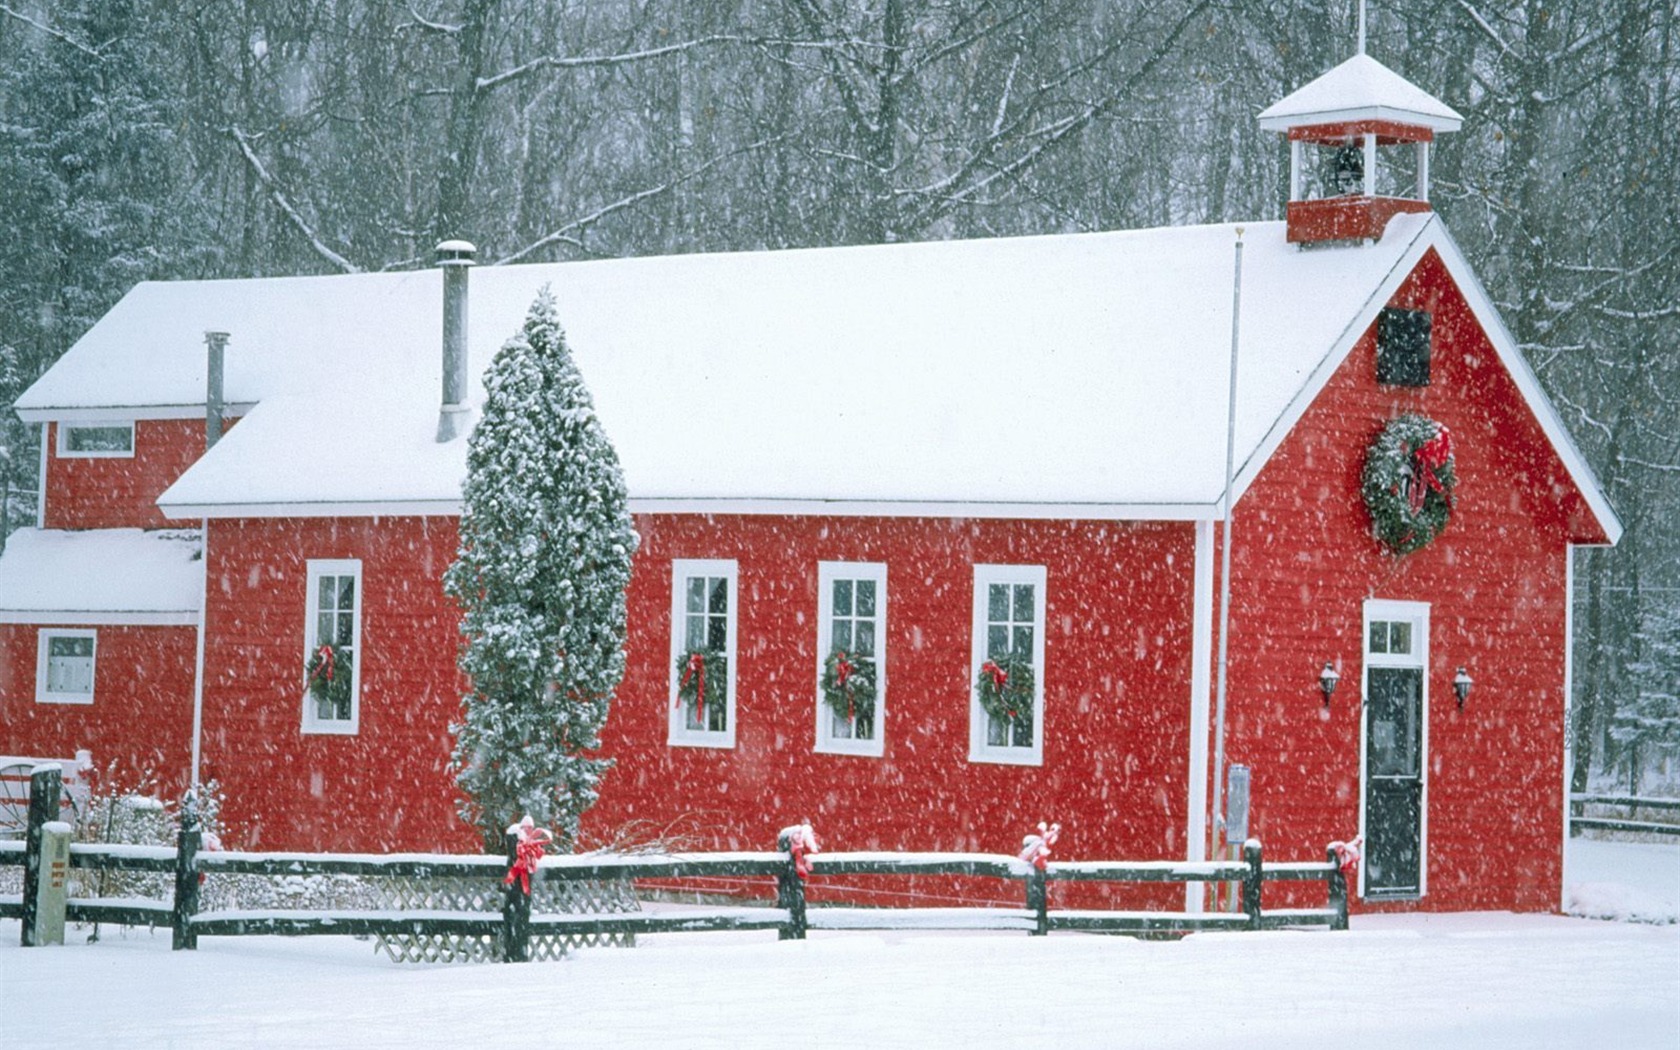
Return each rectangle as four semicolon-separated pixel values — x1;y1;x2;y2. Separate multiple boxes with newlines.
3;840;1676;1049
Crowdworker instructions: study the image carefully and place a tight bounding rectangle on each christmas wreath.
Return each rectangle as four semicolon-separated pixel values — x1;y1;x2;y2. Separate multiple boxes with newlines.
1361;414;1456;555
821;647;878;722
305;643;353;720
675;647;728;724
975;654;1035;725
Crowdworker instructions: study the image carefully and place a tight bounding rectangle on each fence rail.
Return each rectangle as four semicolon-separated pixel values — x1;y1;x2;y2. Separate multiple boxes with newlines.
5;766;1348;959
1569;793;1680;838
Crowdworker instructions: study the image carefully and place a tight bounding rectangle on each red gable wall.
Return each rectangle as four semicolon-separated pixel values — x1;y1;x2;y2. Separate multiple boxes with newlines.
45;418;214;531
1219;248;1589;913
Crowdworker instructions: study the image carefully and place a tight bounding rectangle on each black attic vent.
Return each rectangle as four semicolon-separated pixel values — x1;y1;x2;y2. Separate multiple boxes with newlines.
1377;307;1431;386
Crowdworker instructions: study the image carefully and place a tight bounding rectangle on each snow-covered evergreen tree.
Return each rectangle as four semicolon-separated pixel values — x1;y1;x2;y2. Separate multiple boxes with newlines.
445;288;637;851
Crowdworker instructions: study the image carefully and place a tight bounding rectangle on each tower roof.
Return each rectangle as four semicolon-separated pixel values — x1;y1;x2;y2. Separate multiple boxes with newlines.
1258;54;1462;133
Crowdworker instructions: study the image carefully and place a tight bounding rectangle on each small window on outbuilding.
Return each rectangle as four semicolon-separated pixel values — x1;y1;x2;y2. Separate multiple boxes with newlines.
1376;308;1431;386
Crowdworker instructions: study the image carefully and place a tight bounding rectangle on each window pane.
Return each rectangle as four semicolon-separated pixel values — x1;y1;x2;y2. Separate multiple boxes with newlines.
708;577;728;615
65;425;132;452
47;653;93;694
706;614;726;651
1368;622;1387;654
1013;584;1035;622
831;709;853;739
49;636;93;659
335;611;354;646
685;616;706;650
855;580;876;618
337;576;355;611
833;620;853;651
854;708;874;740
832;579;853;616
987;625;1009;658
988;584;1009;622
318;576;337;612
854;621;875;657
1013;626;1034;659
986;714;1008;746
686;577;706;613
1390;622;1412;655
317;613;334;645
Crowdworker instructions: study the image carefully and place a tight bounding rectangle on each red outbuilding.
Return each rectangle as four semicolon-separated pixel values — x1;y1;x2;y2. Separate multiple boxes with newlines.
2;54;1618;914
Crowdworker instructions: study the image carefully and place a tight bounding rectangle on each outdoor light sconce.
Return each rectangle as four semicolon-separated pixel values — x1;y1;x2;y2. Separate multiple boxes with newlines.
1453;667;1473;710
1319;662;1340;707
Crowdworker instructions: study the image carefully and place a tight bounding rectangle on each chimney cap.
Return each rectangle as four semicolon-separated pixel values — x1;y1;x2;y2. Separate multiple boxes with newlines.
435;240;478;266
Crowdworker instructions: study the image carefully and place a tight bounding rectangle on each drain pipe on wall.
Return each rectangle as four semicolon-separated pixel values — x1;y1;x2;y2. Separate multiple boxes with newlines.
190;331;228;790
1210;230;1244;899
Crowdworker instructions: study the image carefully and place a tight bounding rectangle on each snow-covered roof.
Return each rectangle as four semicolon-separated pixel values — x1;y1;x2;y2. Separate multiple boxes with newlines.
13;214;1618;540
1257;54;1463;133
0;528;202;624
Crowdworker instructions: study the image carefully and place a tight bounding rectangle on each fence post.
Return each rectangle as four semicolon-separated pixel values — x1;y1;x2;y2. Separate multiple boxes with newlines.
20;765;62;947
1026;866;1049;936
501;830;532;962
172;794;202;950
1326;844;1349;931
1241;839;1262;931
775;830;807;941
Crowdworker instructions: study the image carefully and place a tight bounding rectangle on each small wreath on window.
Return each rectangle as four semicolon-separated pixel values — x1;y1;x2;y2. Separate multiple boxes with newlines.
1361;413;1457;555
675;647;728;721
821;647;878;723
305;643;353;716
975;655;1035;725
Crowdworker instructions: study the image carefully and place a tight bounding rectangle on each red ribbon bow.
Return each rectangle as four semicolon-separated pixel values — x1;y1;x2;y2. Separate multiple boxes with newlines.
306;644;335;688
1333;836;1363;881
835;651;856;719
784;823;821;880
1407;426;1453;512
503;818;554;895
1020;821;1061;871
981;660;1008;689
680;651;707;722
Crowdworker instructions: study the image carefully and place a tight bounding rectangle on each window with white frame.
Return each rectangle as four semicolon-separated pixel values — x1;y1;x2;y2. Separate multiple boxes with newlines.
58;422;134;458
303;559;362;734
970;564;1047;765
670;559;737;747
816;562;886;756
36;629;96;704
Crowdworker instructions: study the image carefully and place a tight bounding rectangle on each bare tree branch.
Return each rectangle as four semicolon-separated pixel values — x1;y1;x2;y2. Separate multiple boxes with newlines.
230;128;362;274
0;3;101;57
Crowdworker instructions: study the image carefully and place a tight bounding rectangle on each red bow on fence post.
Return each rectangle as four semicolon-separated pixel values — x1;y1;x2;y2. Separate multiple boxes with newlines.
1407;426;1453;512
680;651;707;723
1020;821;1061;871
503;816;554;895
780;821;821;880
1333;835;1363;881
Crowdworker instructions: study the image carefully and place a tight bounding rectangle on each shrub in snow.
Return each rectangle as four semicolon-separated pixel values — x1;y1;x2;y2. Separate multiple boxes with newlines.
446;287;638;852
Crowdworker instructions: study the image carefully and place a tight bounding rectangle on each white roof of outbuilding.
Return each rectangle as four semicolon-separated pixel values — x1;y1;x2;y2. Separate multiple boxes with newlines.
13;213;1618;539
1257;54;1463;133
0;529;202;624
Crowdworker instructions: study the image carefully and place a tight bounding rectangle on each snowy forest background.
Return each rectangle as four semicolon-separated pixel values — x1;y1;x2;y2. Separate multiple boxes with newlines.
0;0;1675;790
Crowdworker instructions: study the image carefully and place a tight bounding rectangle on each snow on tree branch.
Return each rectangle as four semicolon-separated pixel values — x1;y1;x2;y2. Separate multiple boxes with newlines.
230;128;362;275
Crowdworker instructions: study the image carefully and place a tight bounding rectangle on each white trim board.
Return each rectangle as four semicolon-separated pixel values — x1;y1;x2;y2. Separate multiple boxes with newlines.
15;403;257;424
0;610;199;626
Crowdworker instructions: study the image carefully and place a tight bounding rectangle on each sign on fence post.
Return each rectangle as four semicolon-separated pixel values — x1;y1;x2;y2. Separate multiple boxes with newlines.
20;765;62;947
30;821;71;945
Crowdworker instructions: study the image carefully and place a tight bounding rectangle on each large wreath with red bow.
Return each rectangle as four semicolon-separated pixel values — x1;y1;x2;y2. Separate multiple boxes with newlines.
305;643;354;719
975;654;1035;725
821;647;877;723
1361;414;1457;555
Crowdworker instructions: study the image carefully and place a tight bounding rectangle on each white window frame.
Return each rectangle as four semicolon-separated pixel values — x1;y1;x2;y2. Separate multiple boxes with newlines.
1359;598;1430;899
669;559;738;749
302;559;363;735
815;561;887;757
969;564;1047;766
36;628;97;704
56;420;135;459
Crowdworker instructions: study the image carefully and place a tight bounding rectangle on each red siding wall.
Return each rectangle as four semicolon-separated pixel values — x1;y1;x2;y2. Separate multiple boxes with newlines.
44;418;213;530
198;516;471;852
1219;248;1586;913
0;622;197;794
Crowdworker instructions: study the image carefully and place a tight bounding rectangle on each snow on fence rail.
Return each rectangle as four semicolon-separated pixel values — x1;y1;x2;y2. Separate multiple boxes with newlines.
3;767;1348;959
1569;794;1680;838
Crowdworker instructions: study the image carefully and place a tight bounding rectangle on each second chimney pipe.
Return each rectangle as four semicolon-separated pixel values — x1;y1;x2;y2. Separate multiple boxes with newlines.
205;331;229;450
436;239;477;442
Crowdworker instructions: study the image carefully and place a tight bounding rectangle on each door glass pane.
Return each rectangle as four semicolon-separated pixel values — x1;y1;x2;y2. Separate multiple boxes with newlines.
1368;622;1387;653
1367;668;1421;776
1389;621;1411;655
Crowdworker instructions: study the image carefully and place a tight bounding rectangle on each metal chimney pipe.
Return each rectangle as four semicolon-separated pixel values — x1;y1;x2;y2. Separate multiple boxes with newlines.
435;239;477;442
204;331;229;450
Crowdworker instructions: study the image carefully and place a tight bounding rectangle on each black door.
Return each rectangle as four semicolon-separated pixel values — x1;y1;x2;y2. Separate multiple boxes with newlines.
1365;667;1422;897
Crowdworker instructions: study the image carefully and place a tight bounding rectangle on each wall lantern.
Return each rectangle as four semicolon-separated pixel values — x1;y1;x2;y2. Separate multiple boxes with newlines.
1453;667;1473;710
1319;662;1340;707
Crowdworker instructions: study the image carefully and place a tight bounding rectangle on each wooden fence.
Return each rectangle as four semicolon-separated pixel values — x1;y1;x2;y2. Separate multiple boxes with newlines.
3;766;1349;960
1569;794;1680;838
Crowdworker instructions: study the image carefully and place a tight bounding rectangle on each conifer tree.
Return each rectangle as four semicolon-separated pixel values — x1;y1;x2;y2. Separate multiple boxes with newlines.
445;288;637;850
